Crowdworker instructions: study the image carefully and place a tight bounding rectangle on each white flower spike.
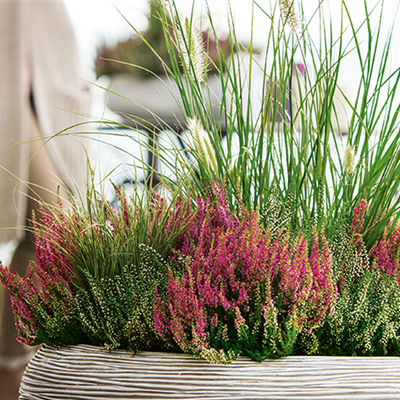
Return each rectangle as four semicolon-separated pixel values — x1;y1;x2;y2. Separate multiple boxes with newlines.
343;144;359;176
188;118;218;173
177;17;207;83
279;0;302;33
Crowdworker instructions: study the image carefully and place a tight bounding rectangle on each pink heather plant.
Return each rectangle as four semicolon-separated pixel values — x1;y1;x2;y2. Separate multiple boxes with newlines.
349;199;400;281
350;199;369;250
154;182;336;363
0;206;80;345
370;221;400;281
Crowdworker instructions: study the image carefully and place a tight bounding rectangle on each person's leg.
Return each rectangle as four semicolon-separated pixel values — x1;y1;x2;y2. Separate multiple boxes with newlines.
0;106;69;399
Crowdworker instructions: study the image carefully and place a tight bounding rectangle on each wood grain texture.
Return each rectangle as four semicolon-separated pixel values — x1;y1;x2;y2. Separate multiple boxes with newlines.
19;344;400;399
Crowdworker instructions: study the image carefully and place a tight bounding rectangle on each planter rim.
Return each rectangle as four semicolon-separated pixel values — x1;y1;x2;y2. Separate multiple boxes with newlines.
19;344;400;400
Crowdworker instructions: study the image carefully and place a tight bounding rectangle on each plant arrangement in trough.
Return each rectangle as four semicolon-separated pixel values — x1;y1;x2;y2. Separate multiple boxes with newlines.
2;0;400;363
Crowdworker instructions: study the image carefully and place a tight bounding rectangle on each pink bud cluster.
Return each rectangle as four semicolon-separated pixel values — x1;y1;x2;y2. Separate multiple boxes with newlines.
351;199;400;283
31;208;76;296
350;199;368;249
0;206;77;344
370;221;400;281
154;182;336;360
0;265;38;344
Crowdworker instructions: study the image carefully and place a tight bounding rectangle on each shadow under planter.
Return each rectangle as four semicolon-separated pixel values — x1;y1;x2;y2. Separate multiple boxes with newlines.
20;344;400;399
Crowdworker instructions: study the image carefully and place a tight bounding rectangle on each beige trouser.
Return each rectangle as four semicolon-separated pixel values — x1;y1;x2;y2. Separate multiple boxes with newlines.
0;106;69;359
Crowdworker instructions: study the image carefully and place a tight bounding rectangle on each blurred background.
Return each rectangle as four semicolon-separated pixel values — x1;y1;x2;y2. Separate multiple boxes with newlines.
66;1;400;74
65;0;400;134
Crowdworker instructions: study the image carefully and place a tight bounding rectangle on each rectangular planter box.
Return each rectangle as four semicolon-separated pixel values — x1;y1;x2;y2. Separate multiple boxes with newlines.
20;344;400;399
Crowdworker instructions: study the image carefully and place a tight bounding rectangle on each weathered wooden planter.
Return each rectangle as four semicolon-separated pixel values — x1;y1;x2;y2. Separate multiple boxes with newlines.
19;344;400;399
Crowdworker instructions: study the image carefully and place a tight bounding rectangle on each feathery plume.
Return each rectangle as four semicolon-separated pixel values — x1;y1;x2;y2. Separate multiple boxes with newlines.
343;144;359;176
176;17;207;83
279;0;302;33
188;118;218;174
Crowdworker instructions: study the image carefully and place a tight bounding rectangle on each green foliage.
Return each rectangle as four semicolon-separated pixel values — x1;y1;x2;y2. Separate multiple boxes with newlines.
76;244;169;351
301;270;400;356
51;0;400;359
200;283;303;364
